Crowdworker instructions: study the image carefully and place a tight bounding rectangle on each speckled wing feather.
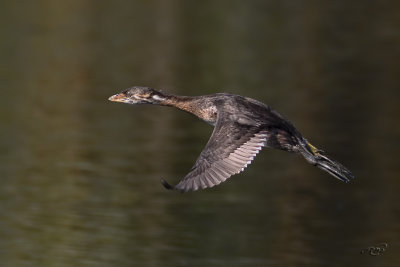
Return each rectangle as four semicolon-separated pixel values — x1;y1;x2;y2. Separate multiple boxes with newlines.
162;113;269;192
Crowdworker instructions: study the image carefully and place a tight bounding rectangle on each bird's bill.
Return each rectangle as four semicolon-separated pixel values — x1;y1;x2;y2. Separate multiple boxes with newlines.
108;93;128;103
108;92;148;104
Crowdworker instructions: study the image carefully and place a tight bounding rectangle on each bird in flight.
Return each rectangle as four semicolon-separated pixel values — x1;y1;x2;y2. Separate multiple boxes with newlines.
109;86;354;192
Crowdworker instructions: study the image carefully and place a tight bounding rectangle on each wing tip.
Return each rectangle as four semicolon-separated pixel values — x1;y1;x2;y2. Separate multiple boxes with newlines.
161;178;186;193
161;178;175;190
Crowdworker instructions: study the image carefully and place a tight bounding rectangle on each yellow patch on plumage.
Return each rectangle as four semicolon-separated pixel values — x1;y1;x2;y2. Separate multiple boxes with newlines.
307;142;319;155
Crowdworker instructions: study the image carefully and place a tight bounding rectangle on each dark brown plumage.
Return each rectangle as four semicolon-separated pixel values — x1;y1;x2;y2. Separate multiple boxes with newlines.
109;86;354;192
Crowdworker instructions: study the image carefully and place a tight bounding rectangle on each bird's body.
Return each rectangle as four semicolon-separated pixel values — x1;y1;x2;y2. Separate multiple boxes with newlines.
109;86;354;192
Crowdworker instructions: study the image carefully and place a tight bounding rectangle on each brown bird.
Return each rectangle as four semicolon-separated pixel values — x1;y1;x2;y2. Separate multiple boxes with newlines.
109;86;354;192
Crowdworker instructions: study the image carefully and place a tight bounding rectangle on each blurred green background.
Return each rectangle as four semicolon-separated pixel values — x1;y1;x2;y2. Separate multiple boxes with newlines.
0;1;399;266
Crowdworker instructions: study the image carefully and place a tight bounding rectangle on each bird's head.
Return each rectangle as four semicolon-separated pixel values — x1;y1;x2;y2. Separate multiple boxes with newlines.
108;86;167;105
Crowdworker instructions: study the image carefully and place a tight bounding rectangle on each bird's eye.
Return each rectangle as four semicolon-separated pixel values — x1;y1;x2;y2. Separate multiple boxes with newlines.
141;93;151;98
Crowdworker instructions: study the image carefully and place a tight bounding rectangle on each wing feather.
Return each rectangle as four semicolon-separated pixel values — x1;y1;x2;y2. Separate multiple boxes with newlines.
164;113;269;191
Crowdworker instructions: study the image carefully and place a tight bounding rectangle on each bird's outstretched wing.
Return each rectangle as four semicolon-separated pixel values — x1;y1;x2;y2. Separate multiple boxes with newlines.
161;112;269;192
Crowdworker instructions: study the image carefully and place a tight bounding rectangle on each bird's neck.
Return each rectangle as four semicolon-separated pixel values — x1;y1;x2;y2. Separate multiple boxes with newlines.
152;92;206;120
161;94;198;114
156;92;217;125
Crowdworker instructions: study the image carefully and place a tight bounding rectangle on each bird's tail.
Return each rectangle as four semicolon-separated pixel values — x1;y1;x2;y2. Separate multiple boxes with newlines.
299;141;354;183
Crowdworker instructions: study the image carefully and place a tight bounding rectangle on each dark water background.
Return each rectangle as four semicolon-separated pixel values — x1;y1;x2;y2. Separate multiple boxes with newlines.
0;1;399;266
